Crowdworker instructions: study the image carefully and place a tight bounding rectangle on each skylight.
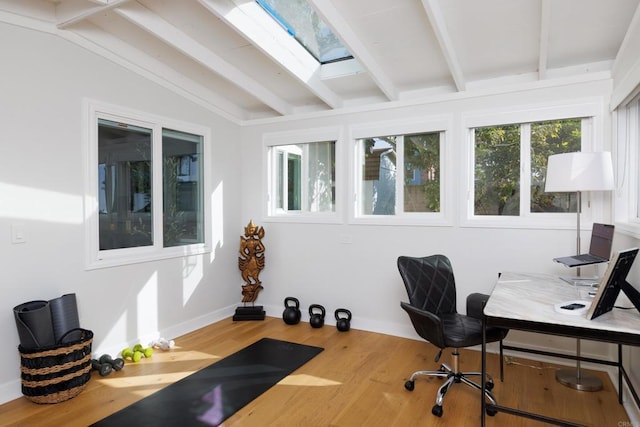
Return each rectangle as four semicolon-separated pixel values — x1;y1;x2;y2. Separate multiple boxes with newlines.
256;0;352;64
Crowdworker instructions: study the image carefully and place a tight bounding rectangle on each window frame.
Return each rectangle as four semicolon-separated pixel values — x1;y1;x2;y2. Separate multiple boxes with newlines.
83;100;212;269
614;92;640;238
461;100;608;229
349;116;453;226
263;126;343;224
255;0;353;64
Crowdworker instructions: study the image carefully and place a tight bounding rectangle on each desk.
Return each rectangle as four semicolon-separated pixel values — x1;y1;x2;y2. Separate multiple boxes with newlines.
481;272;640;427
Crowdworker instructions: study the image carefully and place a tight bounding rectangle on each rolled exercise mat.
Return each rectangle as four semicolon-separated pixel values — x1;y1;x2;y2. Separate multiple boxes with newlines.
49;293;81;343
13;301;55;349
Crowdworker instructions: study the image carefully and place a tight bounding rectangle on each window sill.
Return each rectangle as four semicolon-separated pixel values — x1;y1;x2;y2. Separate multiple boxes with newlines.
86;244;210;270
613;222;640;241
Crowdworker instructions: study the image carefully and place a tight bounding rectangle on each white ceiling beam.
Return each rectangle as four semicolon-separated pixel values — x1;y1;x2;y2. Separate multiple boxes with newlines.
198;0;343;110
57;0;132;29
114;2;292;116
538;0;551;80
59;23;246;122
309;0;398;101
420;0;466;92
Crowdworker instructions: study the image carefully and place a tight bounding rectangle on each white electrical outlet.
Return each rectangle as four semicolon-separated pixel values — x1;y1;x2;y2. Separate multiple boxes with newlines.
339;234;352;244
11;223;26;244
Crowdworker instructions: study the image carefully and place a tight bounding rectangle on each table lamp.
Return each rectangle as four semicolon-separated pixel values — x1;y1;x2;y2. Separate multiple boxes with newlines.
545;151;615;391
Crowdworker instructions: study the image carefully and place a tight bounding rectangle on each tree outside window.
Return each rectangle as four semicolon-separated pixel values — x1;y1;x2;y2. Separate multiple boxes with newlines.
474;118;582;216
358;132;441;216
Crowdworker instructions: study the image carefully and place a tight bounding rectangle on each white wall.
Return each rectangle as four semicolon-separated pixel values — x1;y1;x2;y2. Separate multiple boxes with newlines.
0;23;243;402
240;80;620;360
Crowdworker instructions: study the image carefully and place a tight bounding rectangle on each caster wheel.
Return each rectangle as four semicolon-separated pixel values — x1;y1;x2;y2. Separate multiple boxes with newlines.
404;380;414;391
431;405;443;417
486;407;497;416
485;381;494;391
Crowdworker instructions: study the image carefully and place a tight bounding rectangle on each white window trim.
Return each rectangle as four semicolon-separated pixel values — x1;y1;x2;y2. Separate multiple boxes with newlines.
83;99;212;269
614;94;640;239
349;116;453;226
262;126;344;224
461;99;610;229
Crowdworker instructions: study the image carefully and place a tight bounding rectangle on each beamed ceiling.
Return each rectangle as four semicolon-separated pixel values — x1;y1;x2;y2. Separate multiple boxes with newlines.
1;0;640;124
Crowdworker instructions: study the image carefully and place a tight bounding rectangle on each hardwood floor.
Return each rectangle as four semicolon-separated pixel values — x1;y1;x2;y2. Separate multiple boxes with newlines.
0;316;631;426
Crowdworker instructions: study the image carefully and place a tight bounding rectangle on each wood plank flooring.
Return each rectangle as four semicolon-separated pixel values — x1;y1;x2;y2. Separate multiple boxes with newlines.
0;316;631;426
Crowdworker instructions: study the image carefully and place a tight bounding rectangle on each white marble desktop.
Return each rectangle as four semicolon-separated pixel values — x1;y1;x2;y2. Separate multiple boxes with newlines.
484;272;640;335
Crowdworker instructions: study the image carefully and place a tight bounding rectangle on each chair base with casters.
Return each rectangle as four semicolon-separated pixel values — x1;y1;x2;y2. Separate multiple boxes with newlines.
403;347;498;417
397;255;508;419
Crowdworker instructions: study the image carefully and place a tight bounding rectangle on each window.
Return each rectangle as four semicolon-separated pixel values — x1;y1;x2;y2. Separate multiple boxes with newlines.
256;0;352;64
357;132;441;216
264;127;340;222
464;101;611;228
635;97;640;221
614;91;640;237
473;118;583;216
86;102;210;268
351;117;451;225
272;141;335;213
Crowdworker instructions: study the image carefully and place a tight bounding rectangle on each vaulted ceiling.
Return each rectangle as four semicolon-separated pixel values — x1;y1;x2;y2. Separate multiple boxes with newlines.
2;0;639;123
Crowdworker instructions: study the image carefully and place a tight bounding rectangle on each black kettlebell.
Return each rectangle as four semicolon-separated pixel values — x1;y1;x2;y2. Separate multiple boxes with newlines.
309;304;325;328
282;297;301;325
335;308;352;332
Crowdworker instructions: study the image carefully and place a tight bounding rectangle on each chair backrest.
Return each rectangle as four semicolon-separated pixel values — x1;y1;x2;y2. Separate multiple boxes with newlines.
397;254;457;315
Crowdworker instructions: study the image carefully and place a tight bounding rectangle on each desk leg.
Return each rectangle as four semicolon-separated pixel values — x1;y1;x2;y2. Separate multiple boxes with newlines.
481;316;486;427
619;344;623;405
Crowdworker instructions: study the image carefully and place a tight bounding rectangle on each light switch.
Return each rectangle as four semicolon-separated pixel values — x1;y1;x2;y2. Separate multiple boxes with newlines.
339;234;352;244
11;223;26;244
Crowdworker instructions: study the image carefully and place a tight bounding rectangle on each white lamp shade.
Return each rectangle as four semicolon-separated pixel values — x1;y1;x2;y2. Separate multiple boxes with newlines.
545;152;614;192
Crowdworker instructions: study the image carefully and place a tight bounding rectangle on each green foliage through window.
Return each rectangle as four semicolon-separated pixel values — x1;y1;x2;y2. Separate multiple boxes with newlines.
473;118;582;216
358;132;441;216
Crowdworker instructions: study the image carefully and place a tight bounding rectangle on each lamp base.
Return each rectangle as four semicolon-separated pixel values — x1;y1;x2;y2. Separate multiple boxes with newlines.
555;369;603;391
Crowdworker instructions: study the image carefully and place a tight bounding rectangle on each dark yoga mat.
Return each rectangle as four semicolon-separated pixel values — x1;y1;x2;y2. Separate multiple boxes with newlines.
49;293;81;343
13;300;55;349
93;337;323;427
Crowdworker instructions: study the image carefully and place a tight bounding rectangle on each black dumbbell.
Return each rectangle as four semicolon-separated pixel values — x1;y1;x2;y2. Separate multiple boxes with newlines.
99;354;125;371
91;358;113;376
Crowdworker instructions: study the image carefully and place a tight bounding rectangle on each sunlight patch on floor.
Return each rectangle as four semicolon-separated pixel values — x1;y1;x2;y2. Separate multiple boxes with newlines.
278;374;341;387
97;371;199;389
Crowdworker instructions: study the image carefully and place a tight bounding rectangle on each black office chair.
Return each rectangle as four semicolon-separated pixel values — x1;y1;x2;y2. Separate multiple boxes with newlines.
398;254;508;418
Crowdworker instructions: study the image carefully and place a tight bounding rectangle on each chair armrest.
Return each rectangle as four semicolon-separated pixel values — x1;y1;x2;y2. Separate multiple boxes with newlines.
466;293;490;319
400;301;446;349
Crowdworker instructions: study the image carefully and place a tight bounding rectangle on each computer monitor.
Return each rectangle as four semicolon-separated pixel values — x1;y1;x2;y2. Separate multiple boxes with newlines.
587;248;640;320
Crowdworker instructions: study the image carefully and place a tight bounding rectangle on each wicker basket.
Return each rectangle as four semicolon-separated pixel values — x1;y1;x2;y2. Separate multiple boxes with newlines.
18;328;93;404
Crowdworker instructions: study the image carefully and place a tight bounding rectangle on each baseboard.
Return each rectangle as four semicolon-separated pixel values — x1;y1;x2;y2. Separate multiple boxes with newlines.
92;304;237;357
0;379;21;407
619;375;640;427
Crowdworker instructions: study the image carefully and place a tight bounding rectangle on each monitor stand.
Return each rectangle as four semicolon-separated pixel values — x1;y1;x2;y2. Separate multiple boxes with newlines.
619;280;640;313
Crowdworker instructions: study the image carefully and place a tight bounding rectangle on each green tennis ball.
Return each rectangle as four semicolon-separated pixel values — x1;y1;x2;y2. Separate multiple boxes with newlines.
143;347;153;358
122;348;133;359
132;351;143;362
133;344;144;353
